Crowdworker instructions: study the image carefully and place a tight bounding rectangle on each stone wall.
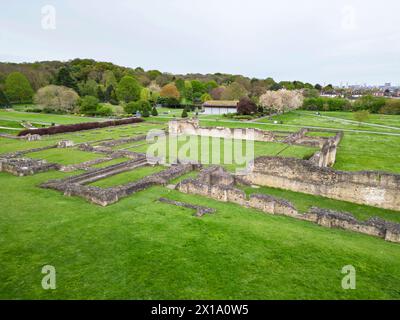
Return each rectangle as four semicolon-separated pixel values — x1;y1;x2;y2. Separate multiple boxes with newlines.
0;158;60;176
244;156;400;211
41;163;197;206
176;166;400;243
169;118;275;142
309;132;343;167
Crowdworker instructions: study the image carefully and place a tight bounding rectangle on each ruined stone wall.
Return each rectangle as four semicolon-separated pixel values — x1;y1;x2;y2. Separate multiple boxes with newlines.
176;167;400;243
245;156;400;211
309;132;343;167
169;119;275;142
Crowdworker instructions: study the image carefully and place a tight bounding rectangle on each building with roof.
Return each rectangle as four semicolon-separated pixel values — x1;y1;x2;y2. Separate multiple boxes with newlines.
202;100;238;115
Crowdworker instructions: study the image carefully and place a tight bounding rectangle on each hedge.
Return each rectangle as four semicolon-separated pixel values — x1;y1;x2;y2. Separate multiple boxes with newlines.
18;117;144;136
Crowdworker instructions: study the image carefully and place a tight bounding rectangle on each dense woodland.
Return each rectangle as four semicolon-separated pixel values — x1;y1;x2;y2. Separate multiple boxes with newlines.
0;59;399;116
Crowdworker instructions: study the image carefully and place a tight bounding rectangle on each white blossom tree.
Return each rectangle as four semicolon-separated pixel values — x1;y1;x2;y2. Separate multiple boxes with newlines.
259;89;303;113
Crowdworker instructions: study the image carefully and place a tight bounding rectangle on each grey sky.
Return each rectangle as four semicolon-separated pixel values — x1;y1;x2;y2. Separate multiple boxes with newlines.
1;0;399;85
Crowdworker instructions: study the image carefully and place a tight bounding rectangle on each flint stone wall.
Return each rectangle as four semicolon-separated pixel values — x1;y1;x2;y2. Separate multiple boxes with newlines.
177;169;400;243
245;156;400;211
41;163;197;206
169;119;275;142
0;158;59;176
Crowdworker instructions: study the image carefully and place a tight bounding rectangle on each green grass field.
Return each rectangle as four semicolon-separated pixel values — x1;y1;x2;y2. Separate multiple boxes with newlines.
1;110;400;300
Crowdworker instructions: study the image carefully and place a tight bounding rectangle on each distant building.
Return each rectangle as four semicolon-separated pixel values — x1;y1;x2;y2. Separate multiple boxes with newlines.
202;100;238;115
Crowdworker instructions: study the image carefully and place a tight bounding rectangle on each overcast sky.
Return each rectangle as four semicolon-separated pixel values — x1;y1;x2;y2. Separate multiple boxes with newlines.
1;0;400;85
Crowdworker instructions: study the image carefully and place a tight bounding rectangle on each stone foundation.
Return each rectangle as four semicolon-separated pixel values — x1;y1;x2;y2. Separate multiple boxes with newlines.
0;158;60;176
176;166;400;243
244;156;400;211
41;162;198;206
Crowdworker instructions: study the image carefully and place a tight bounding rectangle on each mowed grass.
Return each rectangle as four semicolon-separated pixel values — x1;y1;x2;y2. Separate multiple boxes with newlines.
1;111;400;299
0;110;103;125
264;110;400;133
89;165;165;188
26;148;101;166
128;135;317;171
334;133;400;173
0;170;400;299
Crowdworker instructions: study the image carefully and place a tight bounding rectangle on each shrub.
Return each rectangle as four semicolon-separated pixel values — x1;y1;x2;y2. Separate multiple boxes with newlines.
79;96;100;115
18;118;144;136
379;99;400;115
353;95;386;113
151;106;158;116
97;105;113;117
302;97;351;111
181;109;188;118
237;97;257;115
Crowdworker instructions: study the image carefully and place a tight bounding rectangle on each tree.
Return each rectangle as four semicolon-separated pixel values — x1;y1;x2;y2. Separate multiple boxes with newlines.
181;108;188;118
116;76;141;102
34;85;79;112
55;67;78;91
210;87;225;100
97;86;105;102
79;95;100;115
200;93;212;103
78;79;98;97
124;100;151;115
0;89;11;108
354;95;386;113
160;83;180;100
151;106;158;116
101;70;117;88
259;90;303;113
220;82;248;100
353;110;370;125
140;87;151;101
4;72;34;103
237;97;257;115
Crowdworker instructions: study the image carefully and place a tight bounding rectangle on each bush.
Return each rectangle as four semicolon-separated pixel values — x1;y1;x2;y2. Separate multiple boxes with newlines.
353;95;386;113
379;99;400;115
237;97;257;115
302;97;351;111
124;100;151;116
151;106;158;116
18;118;144;136
181;109;188;118
97;105;113;117
79;96;100;115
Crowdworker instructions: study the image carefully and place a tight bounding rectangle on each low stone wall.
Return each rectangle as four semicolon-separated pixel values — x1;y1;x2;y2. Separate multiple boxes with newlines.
41;163;197;206
169;118;275;142
0;158;60;176
158;197;216;217
176;166;400;243
244;156;400;211
98;135;147;147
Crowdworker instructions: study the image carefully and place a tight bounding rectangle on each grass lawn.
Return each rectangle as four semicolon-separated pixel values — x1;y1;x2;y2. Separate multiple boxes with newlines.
26;148;102;166
0;170;399;299
1;111;400;300
264;111;400;133
0;110;103;125
128;135;317;171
